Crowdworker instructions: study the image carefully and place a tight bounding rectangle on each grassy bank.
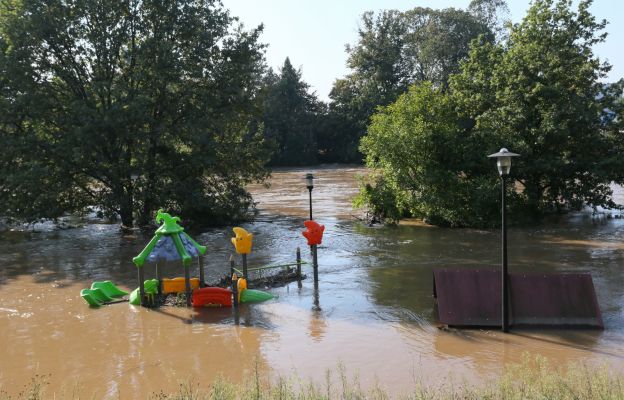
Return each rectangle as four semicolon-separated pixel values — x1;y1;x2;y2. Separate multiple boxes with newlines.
6;357;623;400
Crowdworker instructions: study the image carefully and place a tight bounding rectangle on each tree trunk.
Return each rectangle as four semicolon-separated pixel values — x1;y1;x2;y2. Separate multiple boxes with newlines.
138;134;158;227
119;189;134;228
120;207;133;228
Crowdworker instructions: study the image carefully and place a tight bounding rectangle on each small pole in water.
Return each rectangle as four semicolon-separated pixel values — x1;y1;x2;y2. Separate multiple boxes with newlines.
155;262;162;295
296;247;302;288
229;254;235;278
232;272;238;308
138;264;146;306
313;286;321;312
242;253;248;281
184;261;191;306
199;256;205;288
312;244;319;289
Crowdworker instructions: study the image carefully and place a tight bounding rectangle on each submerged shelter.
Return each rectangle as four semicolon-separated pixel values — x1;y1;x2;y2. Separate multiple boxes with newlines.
132;209;207;306
433;268;603;328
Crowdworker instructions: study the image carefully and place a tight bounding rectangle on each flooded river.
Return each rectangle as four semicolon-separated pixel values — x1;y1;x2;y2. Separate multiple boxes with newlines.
1;165;623;398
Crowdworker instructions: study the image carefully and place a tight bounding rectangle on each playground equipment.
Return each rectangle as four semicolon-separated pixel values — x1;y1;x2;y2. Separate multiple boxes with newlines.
80;213;314;310
163;277;200;294
129;213;275;308
229;227;277;303
231;227;253;278
129;279;159;305
231;227;253;254
232;276;274;303
302;220;324;288
80;281;128;307
191;278;273;307
241;288;274;303
192;287;233;307
229;227;310;288
132;209;207;306
302;220;324;246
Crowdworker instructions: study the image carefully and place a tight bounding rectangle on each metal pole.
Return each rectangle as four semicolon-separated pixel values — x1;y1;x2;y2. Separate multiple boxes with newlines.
312;244;319;289
138;265;145;306
501;175;509;333
232;272;238;308
242;253;248;280
313;286;321;311
155;262;162;295
198;256;205;288
308;188;313;220
296;247;302;288
184;262;191;307
229;255;235;278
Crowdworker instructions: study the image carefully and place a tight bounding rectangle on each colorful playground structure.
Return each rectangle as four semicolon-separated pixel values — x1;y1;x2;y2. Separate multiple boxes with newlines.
80;209;325;309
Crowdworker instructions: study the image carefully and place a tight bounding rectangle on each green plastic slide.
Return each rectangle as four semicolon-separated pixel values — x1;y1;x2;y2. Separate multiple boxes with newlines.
129;279;159;306
80;288;113;307
80;281;128;307
91;281;128;298
240;289;274;303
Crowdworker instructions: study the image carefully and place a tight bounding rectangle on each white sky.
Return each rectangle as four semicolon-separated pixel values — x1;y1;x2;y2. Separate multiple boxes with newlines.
222;0;624;101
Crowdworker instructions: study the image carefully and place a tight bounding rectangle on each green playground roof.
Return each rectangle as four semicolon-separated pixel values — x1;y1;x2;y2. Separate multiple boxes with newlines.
132;209;206;267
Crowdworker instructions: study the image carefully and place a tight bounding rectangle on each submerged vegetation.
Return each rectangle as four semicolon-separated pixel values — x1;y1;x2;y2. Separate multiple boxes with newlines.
358;0;624;227
6;357;624;399
0;0;271;228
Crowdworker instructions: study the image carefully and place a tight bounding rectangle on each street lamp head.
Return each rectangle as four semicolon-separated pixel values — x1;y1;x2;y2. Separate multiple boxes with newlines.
306;173;314;190
488;148;520;176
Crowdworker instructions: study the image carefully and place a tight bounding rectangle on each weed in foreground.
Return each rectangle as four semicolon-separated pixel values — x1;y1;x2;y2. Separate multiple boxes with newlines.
7;355;624;399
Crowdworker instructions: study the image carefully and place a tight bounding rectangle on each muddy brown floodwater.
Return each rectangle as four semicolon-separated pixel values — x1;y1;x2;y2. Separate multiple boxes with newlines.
1;165;623;398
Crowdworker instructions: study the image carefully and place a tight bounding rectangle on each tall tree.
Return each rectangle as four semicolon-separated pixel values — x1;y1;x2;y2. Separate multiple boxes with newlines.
0;0;270;228
453;0;624;216
359;0;624;227
263;57;321;166
468;0;511;40
324;5;496;163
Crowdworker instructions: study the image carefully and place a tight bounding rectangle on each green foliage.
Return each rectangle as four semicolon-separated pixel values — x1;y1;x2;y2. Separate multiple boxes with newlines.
324;5;496;163
468;0;511;40
359;0;624;227
262;58;322;166
452;0;624;216
353;173;406;223
360;83;502;227
0;0;270;227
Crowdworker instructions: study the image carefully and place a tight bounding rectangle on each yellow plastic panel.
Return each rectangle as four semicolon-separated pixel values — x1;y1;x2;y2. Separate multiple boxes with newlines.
162;277;200;294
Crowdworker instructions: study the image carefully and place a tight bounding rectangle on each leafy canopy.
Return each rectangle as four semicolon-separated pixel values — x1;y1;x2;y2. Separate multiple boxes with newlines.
325;4;496;163
359;0;624;227
0;0;270;227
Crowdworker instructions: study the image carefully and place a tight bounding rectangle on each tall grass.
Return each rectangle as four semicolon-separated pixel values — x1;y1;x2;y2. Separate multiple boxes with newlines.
7;356;624;399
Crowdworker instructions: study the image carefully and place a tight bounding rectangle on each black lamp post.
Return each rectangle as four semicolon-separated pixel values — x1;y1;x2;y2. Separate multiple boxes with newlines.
306;173;314;220
487;147;519;333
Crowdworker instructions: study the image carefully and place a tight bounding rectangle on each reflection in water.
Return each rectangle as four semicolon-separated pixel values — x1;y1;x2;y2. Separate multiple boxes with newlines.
308;309;327;342
1;165;624;397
